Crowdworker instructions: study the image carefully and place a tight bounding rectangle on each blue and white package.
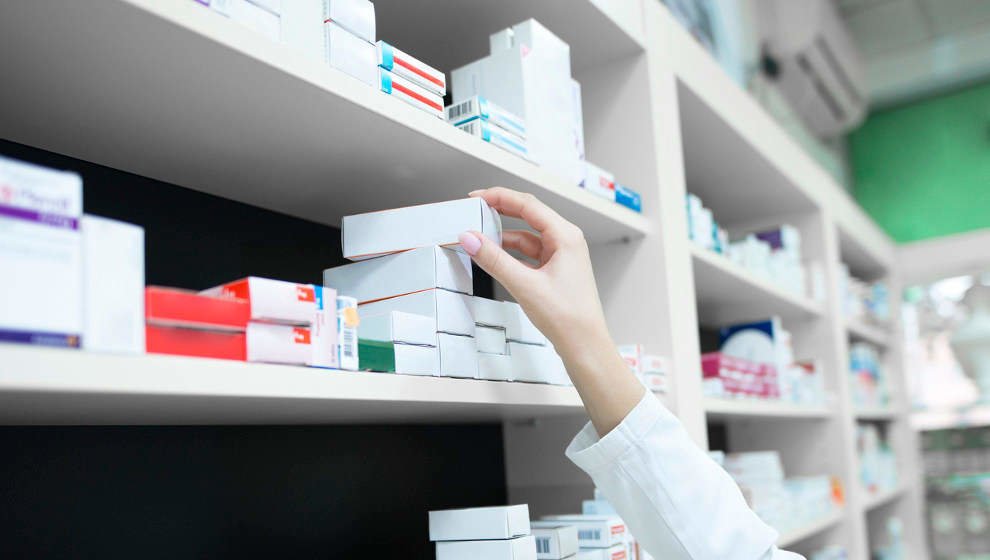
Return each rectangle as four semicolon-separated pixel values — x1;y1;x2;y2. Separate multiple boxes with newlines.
615;184;642;213
446;96;527;139
456;119;529;161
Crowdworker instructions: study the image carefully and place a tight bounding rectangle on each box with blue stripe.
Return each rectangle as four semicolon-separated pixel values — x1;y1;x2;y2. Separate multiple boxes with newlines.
446;96;527;139
455;119;529;161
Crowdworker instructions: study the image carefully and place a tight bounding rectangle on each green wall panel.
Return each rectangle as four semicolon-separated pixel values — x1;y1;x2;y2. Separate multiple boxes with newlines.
849;81;990;243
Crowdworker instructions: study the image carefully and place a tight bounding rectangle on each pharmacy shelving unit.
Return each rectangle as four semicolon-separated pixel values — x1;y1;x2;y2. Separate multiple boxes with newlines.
0;0;925;558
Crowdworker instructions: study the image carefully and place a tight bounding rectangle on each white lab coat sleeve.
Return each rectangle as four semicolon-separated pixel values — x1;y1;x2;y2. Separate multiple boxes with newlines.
565;391;806;560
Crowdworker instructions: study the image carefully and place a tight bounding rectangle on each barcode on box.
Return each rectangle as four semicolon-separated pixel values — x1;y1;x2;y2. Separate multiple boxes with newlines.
536;536;550;554
447;99;474;120
459;121;478;136
578;528;602;541
342;328;355;357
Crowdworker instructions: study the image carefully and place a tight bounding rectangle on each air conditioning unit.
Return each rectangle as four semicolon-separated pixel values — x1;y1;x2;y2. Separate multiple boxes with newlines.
756;0;867;137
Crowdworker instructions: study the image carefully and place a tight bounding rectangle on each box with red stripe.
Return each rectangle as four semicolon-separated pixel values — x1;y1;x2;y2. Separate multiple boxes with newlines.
376;41;445;96
378;68;444;119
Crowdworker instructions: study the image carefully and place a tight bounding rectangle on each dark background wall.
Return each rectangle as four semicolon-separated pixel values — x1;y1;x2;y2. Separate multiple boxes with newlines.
0;139;502;559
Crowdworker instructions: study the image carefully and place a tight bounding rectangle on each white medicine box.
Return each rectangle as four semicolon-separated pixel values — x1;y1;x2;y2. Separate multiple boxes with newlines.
324;245;472;305
429;504;531;541
82;215;145;354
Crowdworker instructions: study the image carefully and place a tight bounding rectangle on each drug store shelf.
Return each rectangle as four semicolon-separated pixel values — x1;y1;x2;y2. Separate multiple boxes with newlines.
690;244;824;326
846;319;891;348
0;344;588;425
776;509;845;548
703;398;835;421
0;0;650;244
860;484;908;512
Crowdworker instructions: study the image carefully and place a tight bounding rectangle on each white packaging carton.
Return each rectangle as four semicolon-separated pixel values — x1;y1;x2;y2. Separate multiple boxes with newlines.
456;119;529;161
429;504;531;541
476;325;507;355
342;198;502;261
505;302;546;345
211;0;281;41
359;288;474;336
478;352;513;382
322;0;375;43
510;342;569;385
574;544;628;560
0;156;83;348
81;215;145;354
280;0;323;61
392;343;441;376
532;524;579;560
473;296;510;329
377;41;445;95
379;68;444;118
446;95;527;139
358;311;436;346
324;245;472;305
325;21;378;87
336;295;359;370
439;333;479;378
540;515;626;548
246;322;312;364
580;499;618;516
436;536;537;560
641;354;668;393
201;277;316;325
583;161;615;201
311;285;338;368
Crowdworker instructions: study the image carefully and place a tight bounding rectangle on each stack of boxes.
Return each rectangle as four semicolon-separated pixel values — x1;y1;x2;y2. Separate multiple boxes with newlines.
538;513;629;560
473;296;570;385
448;96;529;160
377;40;446;117
582;161;642;213
429;505;537;560
618;345;669;394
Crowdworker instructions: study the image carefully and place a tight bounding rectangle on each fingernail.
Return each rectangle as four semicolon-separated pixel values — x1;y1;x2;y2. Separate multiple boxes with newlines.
458;231;482;256
468;189;483;197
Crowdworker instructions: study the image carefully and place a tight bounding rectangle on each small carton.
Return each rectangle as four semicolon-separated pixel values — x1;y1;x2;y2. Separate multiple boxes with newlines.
310;285;338;368
429;504;531;541
456;119;529;161
379;68;444;118
377;41;445;95
342;198;502;261
435;536;537;560
145;325;246;361
336;295;360;370
322;0;375;43
615;184;641;213
476;325;507;355
505;302;546;345
574;544;628;560
439;333;479;378
325;20;378;87
82;215;145;354
280;0;323;61
540;515;626;548
359;288;474;336
510;342;569;386
246;322;313;365
580;499;617;516
358;311;437;346
324;245;472;305
358;339;440;375
145;287;250;331
202;277;319;325
211;0;281;42
532;524;579;560
478;352;513;382
582;161;616;201
446;95;526;139
473;296;510;329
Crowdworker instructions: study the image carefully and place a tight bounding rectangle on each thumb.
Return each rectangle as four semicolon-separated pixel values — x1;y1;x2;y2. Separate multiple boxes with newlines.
458;231;530;291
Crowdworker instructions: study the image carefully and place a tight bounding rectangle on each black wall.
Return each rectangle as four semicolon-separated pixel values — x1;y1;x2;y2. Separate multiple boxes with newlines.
0;139;502;559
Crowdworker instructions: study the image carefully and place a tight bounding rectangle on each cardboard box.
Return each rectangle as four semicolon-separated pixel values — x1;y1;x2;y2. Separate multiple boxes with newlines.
145;287;250;331
478;352;513;382
532;524;579;560
358;339;440;375
615;184;641;213
377;41;445;95
429;504;531;541
574;544;628;560
201;277;317;325
311;285;338;368
280;0;322;61
82;215;145;354
579;499;618;516
342;198;501;261
322;0;375;43
642;354;668;375
145;325;246;360
336;295;359;370
446;95;526;139
325;20;378;87
358;311;437;346
540;515;626;548
359;288;473;336
211;0;281;41
456;119;529;161
473;296;509;329
506;302;547;345
642;373;667;393
436;536;537;560
439;333;479;378
476;325;507;355
0;155;83;348
379;68;444;118
510;342;569;386
246;322;312;365
324;245;472;305
583;161;615;201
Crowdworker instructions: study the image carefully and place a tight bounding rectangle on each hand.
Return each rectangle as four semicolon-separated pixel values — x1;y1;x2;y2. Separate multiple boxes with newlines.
458;187;645;436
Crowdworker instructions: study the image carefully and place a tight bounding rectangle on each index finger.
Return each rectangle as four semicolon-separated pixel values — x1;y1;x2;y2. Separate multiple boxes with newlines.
469;187;565;234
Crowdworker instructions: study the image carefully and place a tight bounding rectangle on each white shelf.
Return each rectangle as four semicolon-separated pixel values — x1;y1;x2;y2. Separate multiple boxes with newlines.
0;0;650;244
861;485;907;512
777;509;845;548
690;245;824;325
0;344;586;425
704;397;834;420
846;319;891;348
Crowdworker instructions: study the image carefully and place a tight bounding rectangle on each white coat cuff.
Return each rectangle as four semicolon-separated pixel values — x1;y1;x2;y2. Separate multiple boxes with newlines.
565;389;660;475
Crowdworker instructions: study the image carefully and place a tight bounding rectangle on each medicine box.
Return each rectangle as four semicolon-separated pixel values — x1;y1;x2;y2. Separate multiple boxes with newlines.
358;339;440;376
532;524;579;560
377;41;445;96
615;184;641;213
310;285;338;368
618;344;644;375
0;155;83;348
580;499;618;516
246;322;312;365
82;215;145;354
540;515;626;548
510;342;569;386
145;325;246;361
322;0;375;43
505;302;546;345
210;0;281;42
476;325;507;355
201;277;317;325
342;198;502;261
325;20;378;87
478;352;513;382
324;245;472;305
358;311;437;346
429;504;531;541
583;161;615;201
336;295;360;370
446;96;527;139
359;288;474;336
456;119;529;161
473;296;509;329
280;0;322;61
145;287;250;331
439;333;479;378
379;68;444;118
574;544;628;560
435;536;537;560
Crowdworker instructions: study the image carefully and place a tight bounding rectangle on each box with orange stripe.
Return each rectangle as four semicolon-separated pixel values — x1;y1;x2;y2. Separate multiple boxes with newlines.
378;68;444;119
376;41;446;97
